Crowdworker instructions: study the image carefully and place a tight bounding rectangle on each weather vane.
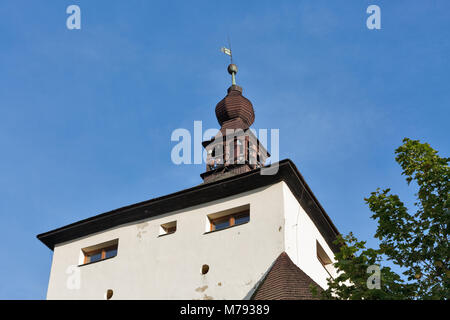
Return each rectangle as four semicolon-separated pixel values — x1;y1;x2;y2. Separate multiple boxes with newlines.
221;46;233;63
221;38;238;86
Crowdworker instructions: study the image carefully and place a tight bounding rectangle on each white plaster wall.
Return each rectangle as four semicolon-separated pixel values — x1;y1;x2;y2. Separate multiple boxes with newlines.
47;183;287;300
282;183;338;289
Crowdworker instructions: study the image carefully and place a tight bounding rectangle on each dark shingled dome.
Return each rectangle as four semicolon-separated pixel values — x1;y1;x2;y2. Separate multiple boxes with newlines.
215;85;255;130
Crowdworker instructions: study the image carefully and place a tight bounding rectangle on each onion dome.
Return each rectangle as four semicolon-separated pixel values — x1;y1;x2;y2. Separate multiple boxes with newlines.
215;64;255;130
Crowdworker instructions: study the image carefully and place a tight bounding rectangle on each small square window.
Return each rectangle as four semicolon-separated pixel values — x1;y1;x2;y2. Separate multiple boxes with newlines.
82;239;118;265
160;221;177;236
208;206;250;232
317;241;334;277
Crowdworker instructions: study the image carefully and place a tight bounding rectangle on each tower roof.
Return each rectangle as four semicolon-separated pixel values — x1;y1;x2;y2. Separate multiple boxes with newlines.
215;62;255;132
252;252;323;300
215;84;255;131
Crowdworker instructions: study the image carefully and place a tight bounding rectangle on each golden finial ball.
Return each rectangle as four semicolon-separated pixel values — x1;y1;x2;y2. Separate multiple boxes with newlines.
227;64;238;75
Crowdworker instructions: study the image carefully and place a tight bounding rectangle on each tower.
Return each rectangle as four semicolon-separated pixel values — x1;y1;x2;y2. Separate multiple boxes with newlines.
201;63;270;183
37;53;340;301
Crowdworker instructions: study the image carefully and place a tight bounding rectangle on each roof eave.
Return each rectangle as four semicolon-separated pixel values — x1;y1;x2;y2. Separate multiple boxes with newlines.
37;159;340;252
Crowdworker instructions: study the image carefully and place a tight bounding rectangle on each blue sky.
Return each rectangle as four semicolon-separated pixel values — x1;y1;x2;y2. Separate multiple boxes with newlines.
0;1;448;299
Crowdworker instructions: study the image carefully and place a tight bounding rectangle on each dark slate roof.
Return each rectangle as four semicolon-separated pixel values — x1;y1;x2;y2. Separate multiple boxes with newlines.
252;252;323;300
37;159;340;251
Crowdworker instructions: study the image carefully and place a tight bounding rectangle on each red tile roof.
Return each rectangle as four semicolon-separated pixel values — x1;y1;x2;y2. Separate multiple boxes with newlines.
252;252;323;300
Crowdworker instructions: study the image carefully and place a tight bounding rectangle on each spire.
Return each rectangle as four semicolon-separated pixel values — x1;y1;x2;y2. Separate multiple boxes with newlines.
217;46;253;131
228;63;238;86
199;50;270;183
221;45;237;86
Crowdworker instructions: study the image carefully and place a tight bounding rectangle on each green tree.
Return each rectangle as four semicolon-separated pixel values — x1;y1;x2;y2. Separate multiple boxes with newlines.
314;138;449;299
